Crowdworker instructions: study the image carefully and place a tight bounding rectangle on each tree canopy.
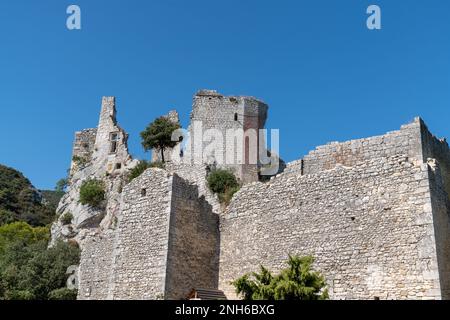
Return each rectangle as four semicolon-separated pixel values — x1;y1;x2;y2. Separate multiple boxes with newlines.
140;116;181;162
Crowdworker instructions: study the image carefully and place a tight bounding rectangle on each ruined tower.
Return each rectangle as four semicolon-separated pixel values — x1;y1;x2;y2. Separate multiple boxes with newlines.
188;90;269;184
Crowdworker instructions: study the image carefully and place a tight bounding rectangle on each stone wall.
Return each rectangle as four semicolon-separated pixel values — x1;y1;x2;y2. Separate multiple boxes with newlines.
189;90;268;183
77;231;115;300
77;168;219;300
111;169;172;299
428;160;450;299
219;154;442;300
284;118;423;176
71;128;97;174
165;174;219;299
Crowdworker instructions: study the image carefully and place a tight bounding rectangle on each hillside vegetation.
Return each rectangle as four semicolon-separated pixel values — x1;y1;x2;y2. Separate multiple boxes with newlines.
0;164;79;300
0;164;62;227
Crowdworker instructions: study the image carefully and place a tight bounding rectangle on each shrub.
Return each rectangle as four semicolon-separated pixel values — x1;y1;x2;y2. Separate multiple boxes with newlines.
207;169;239;194
60;212;73;225
79;179;105;207
207;169;240;205
232;255;328;300
48;288;77;300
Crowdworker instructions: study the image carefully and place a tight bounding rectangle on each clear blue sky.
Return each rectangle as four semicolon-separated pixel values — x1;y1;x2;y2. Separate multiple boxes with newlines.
0;0;449;190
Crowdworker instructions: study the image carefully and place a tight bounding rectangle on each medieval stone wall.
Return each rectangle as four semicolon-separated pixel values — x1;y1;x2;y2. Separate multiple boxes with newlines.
77;168;220;300
57;91;450;301
165;174;220;299
285;119;423;176
422;119;450;300
428;160;450;299
219;153;443;300
77;231;115;300
111;169;172;300
189;90;268;183
71;128;97;173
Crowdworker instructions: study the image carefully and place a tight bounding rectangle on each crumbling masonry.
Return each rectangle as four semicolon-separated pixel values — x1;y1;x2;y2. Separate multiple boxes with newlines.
51;90;450;300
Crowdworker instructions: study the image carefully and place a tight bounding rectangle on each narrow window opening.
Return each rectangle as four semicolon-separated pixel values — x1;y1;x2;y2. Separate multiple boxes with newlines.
141;189;147;197
115;163;122;170
234;113;238;121
109;133;119;154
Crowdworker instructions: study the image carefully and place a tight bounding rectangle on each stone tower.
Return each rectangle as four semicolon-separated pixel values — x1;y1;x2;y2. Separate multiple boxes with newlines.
188;90;269;184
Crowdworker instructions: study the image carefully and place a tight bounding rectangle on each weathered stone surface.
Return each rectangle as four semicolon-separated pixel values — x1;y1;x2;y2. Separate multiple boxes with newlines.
51;97;138;244
52;91;450;300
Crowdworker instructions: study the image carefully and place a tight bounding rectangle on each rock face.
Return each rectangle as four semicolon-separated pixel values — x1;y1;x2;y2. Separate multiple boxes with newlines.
51;97;138;245
51;91;450;300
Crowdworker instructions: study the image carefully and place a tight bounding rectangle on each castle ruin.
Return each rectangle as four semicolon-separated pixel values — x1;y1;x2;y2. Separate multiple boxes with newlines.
51;90;450;300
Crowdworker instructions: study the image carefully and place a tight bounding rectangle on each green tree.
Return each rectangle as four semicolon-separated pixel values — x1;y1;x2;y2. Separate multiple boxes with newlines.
0;222;80;300
232;255;328;300
140;116;181;163
79;179;105;208
55;178;69;192
0;222;49;254
0;164;56;227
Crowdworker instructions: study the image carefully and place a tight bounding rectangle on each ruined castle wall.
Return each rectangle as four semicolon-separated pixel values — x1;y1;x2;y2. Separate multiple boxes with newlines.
421;122;450;200
166;163;221;214
428;161;450;299
219;155;442;300
71;128;97;173
77;231;115;300
285;119;423;176
111;169;172;300
421;122;450;299
164;175;220;299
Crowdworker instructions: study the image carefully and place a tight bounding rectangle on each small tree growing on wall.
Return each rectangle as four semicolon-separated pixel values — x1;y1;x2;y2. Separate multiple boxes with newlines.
140;117;181;163
232;255;328;300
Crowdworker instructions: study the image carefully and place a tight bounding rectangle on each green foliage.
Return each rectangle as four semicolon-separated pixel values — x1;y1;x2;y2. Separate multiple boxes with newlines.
232;255;328;300
79;179;105;207
140;116;181;162
55;178;69;192
0;164;57;227
5;290;36;300
0;222;80;300
72;156;88;168
0;222;49;255
207;169;240;205
207;169;239;194
127;161;165;183
48;288;77;300
60;212;73;225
